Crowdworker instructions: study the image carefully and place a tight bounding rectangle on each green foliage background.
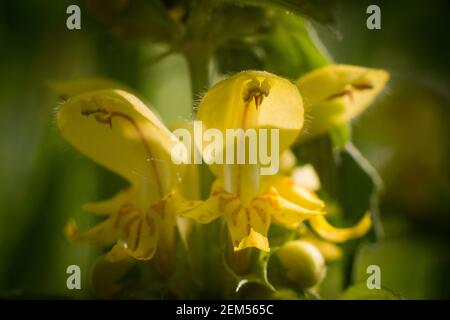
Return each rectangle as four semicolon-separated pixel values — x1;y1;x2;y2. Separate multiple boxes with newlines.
0;0;449;299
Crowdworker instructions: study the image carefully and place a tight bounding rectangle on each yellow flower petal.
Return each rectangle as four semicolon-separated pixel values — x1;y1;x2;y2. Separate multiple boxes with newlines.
234;228;270;252
296;64;389;141
251;185;324;229
279;149;297;173
82;187;137;216
262;175;324;211
227;206;271;252
170;121;201;200
113;199;166;261
291;164;321;192
118;208;161;261
309;212;372;243
177;197;223;224
302;236;343;262
66;199;165;261
65;218;118;246
57;89;185;199
197;70;304;176
268;192;324;227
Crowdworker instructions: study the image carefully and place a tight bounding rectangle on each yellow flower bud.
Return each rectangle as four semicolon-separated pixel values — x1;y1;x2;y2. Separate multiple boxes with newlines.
277;240;326;289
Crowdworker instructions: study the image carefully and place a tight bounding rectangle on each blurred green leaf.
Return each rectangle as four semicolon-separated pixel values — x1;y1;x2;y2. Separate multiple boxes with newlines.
261;13;330;77
216;0;337;25
215;12;330;78
341;282;402;300
330;123;351;150
89;0;180;43
353;236;450;300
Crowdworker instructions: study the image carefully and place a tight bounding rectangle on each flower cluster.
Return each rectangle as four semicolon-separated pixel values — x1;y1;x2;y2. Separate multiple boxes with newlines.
57;64;388;288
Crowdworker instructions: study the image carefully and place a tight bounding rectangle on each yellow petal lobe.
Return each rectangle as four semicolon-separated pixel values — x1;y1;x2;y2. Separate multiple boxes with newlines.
309;212;372;243
297;64;389;141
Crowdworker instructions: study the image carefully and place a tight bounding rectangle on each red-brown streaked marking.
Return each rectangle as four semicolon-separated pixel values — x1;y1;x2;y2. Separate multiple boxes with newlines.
124;216;139;238
325;82;374;103
145;215;155;237
230;204;242;226
245;208;251;235
152;200;166;219
219;196;238;213
252;205;267;224
212;187;226;197
132;219;143;251
257;193;278;211
114;203;135;229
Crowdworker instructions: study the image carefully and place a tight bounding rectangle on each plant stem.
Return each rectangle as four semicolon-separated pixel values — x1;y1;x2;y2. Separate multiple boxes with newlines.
185;48;214;200
186;51;210;100
227;244;252;275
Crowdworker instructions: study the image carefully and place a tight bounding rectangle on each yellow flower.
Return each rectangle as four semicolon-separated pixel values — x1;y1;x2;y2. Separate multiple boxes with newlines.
58;89;190;268
177;71;325;252
296;64;389;142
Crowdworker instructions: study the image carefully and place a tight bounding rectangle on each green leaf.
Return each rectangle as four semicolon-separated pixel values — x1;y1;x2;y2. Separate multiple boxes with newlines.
90;0;180;43
215;0;337;25
341;283;402;300
262;13;331;78
215;11;331;79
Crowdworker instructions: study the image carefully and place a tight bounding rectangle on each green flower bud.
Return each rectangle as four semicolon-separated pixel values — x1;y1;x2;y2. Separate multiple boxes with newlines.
277;240;326;289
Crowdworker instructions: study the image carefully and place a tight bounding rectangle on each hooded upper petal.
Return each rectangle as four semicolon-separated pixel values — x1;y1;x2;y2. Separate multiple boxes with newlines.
57;89;186;199
296;64;389;142
196;71;304;176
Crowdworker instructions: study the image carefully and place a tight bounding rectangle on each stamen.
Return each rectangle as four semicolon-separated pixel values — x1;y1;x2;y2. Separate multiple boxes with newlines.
242;78;271;109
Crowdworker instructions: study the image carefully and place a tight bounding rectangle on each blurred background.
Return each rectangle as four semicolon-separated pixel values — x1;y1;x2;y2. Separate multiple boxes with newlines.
0;0;449;299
